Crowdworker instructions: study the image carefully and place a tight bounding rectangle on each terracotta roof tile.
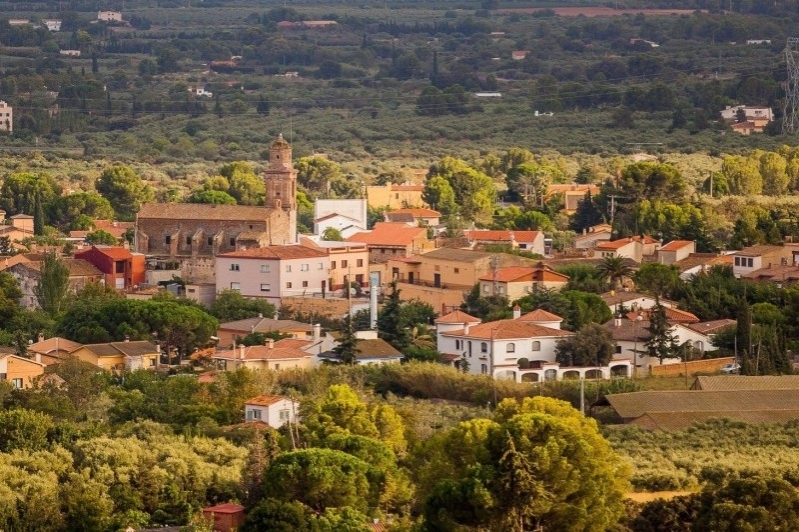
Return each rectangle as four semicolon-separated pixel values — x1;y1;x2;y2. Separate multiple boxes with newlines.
734;244;786;258
387;208;441;217
466;230;540;242
82;341;160;357
28;337;82;354
245;395;290;407
684;319;736;334
518;309;563;322
138;203;276;221
218;245;328;260
658;240;694;252
435;309;480;324
442;319;572;340
346;222;427;247
218;317;313;333
214;346;311;361
693;375;799;391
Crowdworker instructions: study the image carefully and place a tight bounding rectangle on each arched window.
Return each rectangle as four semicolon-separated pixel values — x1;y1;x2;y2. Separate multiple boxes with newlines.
532;341;541;351
480;342;488;353
506;343;515;353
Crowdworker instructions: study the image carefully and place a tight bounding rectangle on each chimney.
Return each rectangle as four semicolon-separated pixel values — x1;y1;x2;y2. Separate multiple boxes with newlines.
258;313;263;318
35;353;41;364
266;338;275;349
614;314;622;327
239;344;246;359
464;322;470;334
313;323;321;342
124;335;129;342
37;333;44;343
583;228;587;235
512;304;521;320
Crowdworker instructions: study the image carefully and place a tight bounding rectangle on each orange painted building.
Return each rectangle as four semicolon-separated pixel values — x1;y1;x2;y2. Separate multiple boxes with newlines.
74;246;146;290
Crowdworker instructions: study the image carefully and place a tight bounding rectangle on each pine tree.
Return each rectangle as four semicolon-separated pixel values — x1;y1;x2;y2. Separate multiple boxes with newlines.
333;316;359;365
570;190;604;233
33;192;45;236
644;302;677;363
376;280;410;349
92;54;98;74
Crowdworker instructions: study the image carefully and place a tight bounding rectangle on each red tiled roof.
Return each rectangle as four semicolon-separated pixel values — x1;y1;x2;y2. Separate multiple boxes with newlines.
218;245;328;260
625;307;699;323
274;338;313;349
78;246;132;260
138;203;275;221
518;309;563;322
387;208;441;217
466;230;540;243
547;184;600;193
435;309;480;324
346;222;427;247
390;184;424;191
214;346;311;361
245;395;289;407
443;319;572;340
658;240;694;252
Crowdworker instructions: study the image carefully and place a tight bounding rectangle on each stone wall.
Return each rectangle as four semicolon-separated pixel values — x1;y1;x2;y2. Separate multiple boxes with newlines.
649;356;734;377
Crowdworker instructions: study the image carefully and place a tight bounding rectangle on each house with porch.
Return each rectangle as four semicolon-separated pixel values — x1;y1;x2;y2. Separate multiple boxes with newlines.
436;309;632;382
212;340;314;371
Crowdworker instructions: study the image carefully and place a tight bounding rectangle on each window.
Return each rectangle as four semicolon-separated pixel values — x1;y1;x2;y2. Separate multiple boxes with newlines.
507;343;515;353
381;249;385;254
229;263;240;271
455;340;461;350
115;261;125;274
229;238;236;246
186;236;192;245
318;262;325;270
341;260;348;268
274;364;280;370
734;257;740;266
480;342;488;353
331;261;337;270
481;364;488;374
188;288;195;293
261;284;271;292
748;258;754;267
519;244;528;249
285;265;292;272
230;282;240;290
482;284;490;293
497;286;504;294
207;237;213;246
532;341;541;351
301;263;309;271
279;409;291;421
11;378;22;389
164;235;171;244
247;408;262;420
395;193;400;199
260;264;271;273
454;268;459;273
286;282;292;288
615;345;622;354
302;281;308;287
357;259;363;267
149;358;156;367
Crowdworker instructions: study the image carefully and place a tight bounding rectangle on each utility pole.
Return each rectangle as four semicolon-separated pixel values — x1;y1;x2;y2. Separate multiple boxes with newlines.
608;195;617;239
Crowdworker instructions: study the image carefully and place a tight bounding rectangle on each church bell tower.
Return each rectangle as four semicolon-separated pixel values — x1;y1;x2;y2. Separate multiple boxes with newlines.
264;133;298;243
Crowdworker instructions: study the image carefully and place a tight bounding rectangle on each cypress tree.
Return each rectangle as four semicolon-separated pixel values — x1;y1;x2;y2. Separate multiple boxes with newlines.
736;298;753;374
644;302;677;363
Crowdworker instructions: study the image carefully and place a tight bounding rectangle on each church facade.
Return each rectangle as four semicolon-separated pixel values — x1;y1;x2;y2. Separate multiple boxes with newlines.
135;134;298;284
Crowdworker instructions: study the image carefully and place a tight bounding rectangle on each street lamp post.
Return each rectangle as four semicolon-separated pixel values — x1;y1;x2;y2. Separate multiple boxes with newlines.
632;313;643;378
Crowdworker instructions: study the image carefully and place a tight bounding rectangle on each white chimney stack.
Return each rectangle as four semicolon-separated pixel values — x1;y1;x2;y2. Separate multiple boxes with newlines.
512;304;521;320
464;322;471;334
37;333;44;343
267;338;275;349
313;323;321;342
35;353;41;364
239;344;246;359
614;315;622;328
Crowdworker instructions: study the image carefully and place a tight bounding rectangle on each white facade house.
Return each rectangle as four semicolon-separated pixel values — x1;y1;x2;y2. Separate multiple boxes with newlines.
188;87;213;98
43;19;62;31
313;198;368;237
215;245;330;305
720;105;773;122
244;395;299;428
601;291;677;313
436;310;632;382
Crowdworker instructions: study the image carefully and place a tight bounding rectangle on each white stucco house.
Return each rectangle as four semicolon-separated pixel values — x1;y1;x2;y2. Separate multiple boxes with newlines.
436;308;632;382
313;198;368;238
244;395;299;428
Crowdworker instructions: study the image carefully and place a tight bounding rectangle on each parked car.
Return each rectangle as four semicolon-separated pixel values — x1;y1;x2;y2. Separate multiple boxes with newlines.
720;362;740;374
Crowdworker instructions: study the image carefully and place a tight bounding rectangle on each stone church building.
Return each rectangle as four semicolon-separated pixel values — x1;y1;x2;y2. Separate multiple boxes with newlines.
135;134;298;284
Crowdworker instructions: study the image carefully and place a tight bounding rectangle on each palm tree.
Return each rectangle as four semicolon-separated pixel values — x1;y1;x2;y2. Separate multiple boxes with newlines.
409;325;436;350
597;256;634;290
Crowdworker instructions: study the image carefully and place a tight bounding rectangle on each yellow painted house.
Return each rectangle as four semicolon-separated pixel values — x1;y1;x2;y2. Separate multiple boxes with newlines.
0;353;45;389
72;340;161;371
